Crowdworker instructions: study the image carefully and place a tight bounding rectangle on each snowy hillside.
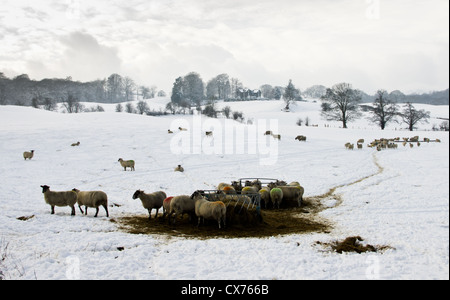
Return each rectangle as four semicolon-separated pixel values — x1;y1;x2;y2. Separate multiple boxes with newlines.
0;99;448;280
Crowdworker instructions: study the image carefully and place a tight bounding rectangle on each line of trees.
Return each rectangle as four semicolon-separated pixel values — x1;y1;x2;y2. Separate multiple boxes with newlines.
320;83;433;131
0;72;164;108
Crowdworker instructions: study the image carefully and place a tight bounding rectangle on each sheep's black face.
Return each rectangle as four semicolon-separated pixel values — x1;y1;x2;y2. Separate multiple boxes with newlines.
190;191;203;199
132;190;141;199
41;185;50;193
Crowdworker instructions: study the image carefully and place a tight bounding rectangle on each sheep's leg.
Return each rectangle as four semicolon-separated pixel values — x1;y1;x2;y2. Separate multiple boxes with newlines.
147;209;152;220
197;217;201;227
103;204;109;217
84;206;88;215
78;205;84;214
51;206;55;214
94;207;99;217
71;206;75;216
154;208;159;219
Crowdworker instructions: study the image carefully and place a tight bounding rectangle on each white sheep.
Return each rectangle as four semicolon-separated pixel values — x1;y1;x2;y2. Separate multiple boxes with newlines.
259;187;271;208
278;185;304;207
71;142;80;147
118;158;135;171
270;187;283;209
40;185;77;215
168;195;196;224
72;189;109;217
23;150;34;160
179;127;188;131
191;191;226;229
132;190;167;219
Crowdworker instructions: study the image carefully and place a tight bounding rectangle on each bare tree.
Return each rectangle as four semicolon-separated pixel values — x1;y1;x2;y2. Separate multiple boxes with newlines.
400;102;430;131
136;101;150;115
320;82;362;128
369;90;399;130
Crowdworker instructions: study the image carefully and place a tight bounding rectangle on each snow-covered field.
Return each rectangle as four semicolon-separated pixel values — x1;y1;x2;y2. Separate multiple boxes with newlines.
0;98;448;280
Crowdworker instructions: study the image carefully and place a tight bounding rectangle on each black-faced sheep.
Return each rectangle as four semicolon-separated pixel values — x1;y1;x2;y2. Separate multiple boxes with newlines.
72;189;109;217
71;142;80;147
270;188;283;209
132;190;167;219
40;185;77;215
168;129;174;134
174;165;184;172
264;130;273;136
118;158;135;171
295;135;307;142
191;191;226;229
168;195;196;224
23;150;34;160
179;127;188;131
205;131;213;137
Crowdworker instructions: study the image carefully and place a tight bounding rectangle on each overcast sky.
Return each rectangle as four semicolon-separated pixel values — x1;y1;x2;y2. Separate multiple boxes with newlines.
1;0;448;95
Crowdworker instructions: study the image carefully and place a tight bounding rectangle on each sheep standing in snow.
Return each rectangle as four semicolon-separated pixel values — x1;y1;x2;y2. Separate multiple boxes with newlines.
72;189;109;217
191;191;226;229
132;190;167;219
118;158;135;171
168;195;196;224
174;165;184;172
295;135;307;142
278;185;304;207
40;185;77;215
23;150;34;160
270;188;283;209
71;142;80;147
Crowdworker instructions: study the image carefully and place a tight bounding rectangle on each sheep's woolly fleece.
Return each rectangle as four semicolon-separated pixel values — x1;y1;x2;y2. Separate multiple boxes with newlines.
0;98;448;280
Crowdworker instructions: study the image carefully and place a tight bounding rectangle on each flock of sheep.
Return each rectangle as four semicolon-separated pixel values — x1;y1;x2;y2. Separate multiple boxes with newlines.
345;136;442;151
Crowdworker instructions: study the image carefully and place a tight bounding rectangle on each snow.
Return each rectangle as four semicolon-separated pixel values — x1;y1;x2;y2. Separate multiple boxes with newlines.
0;98;448;280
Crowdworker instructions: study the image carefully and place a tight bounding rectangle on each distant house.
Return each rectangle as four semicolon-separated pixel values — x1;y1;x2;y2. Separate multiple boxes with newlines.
236;89;262;100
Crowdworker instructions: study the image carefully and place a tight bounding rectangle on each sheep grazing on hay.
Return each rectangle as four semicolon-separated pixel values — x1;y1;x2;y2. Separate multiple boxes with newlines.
132;190;167;219
191;191;226;229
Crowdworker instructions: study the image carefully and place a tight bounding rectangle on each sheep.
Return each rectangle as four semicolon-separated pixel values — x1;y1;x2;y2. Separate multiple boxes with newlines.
241;186;258;195
357;143;363;149
23;150;34;160
71;142;80;147
345;143;354;150
270;188;283;209
436;139;441;143
168;195;196;224
259;187;271;208
244;179;262;191
168;129;174;134
178;127;188;131
132;190;167;219
40;185;77;215
174;165;184;172
295;135;307;142
118;158;135;171
191;191;226;229
221;186;237;195
277;185;304;207
162;196;174;219
205;131;213;137
357;139;365;144
72;189;109;217
264;130;273;136
424;138;430;143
